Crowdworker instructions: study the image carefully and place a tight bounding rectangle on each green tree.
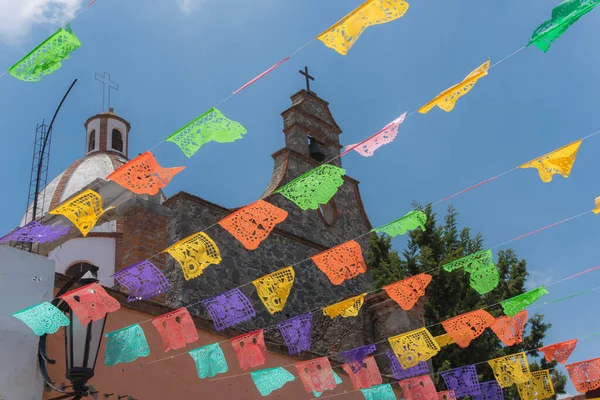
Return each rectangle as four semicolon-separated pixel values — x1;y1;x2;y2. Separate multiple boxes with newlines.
367;204;567;398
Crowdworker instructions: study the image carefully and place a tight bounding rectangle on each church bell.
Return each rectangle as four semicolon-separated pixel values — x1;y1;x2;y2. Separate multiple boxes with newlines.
308;137;326;162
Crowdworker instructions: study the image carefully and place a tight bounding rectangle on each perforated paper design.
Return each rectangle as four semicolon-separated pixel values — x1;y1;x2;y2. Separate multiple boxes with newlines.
60;283;120;326
342;356;383;390
565;358;600;393
277;313;312;355
373;210;427;238
275;164;346;211
316;0;409;56
529;0;600;52
107;151;184;195
105;324;150;366
112;260;170;302
434;334;455;348
314;371;343;398
388;327;440;368
360;384;396;400
164;232;222;280
441;309;494;348
519;140;582;183
340;344;377;373
594;196;600;214
383;273;432;311
343;113;406;157
201;288;256;331
441;365;481;398
188;343;228;378
323;293;367;318
490;310;528;346
296;357;336;393
500;287;549;317
9;25;81;82
311;240;367;285
167;108;247;158
399;375;438;400
252;266;295;314
251;367;295;396
539;339;578;364
438;391;456;400
517;370;555;400
49;189;112;236
151;307;198;352
385;350;429;380
219;200;288;250
475;381;504;400
419;59;490;114
231;330;267;370
488;352;531;388
12;302;69;336
0;221;69;244
443;249;499;294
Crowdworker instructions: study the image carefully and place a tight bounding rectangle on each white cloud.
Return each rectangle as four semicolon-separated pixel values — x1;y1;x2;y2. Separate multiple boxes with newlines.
177;0;198;13
0;0;83;44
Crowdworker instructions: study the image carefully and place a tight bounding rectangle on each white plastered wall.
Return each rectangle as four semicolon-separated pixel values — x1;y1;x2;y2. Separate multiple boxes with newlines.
106;118;128;156
86;118;100;154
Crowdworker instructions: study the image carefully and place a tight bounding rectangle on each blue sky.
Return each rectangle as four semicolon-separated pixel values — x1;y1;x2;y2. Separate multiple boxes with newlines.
0;0;599;396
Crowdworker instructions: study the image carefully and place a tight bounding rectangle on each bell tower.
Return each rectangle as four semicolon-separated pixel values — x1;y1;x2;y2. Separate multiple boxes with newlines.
83;108;131;159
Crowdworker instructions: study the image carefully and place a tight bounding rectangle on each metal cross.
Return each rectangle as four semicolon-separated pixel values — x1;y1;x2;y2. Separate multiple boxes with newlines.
94;72;119;111
299;66;314;92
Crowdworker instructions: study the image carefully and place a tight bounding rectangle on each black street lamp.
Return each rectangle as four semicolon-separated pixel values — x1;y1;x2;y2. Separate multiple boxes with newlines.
39;265;108;400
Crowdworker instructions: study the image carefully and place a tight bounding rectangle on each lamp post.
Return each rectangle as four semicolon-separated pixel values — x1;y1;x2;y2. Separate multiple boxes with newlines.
39;265;108;400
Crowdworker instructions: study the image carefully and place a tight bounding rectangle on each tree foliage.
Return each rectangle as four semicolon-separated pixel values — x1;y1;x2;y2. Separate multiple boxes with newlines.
367;204;567;397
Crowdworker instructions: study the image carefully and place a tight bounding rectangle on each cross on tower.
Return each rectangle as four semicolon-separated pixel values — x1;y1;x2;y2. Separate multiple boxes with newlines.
299;66;314;92
94;72;119;111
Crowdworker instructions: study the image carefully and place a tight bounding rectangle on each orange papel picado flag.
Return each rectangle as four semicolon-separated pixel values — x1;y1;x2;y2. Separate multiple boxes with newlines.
163;232;221;281
323;293;367;318
519;139;582;183
383;273;431;311
490;310;528;347
316;0;409;56
252;267;295;314
311;240;367;285
49;189;113;236
419;59;490;114
441;309;494;348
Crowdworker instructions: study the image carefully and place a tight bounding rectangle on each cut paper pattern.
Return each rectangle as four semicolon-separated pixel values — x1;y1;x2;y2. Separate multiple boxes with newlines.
188;343;228;379
385;350;429;380
519;140;583;183
251;367;295;397
388;327;440;369
151;308;199;352
594;196;600;214
107;151;184;195
12;302;69;336
434;334;455;348
233;57;290;94
529;0;600;52
231;330;267;370
539;339;578;364
438;391;456;400
419;59;490;114
399;375;438;400
441;365;481;398
373;210;427;238
9;25;81;82
565;358;600;393
443;250;499;294
105;324;150;366
296;357;336;394
201;288;256;331
476;381;504;400
167;108;247;158
500;287;549;317
252;267;295;314
219;200;288;250
277;313;312;355
342;356;383;390
343;113;407;157
383;273;432;311
316;0;409;56
488;352;531;388
441;309;494;348
323;293;367;318
49;189;112;236
314;371;342;398
360;384;396;400
517;370;555;400
311;240;367;285
60;283;120;326
0;221;69;244
340;344;377;373
112;260;171;302
163;232;222;281
275;164;346;211
490;310;528;346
